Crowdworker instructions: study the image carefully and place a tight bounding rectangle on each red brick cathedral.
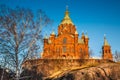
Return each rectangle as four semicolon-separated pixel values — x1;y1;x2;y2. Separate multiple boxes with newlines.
42;8;113;60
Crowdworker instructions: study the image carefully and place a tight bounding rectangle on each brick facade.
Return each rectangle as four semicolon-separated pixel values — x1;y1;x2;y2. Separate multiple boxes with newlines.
41;9;113;60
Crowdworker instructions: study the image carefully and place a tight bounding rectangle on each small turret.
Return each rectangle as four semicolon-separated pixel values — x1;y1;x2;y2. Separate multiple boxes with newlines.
85;32;88;39
102;35;113;61
44;34;48;39
75;30;78;43
51;30;55;35
81;32;85;42
50;30;55;43
85;33;89;45
44;34;48;44
50;30;55;37
81;31;85;37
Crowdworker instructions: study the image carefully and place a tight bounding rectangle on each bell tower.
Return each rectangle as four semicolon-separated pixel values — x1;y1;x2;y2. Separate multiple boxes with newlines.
102;36;113;61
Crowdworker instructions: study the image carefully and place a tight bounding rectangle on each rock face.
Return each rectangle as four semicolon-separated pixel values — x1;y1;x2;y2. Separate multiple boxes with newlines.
50;63;120;80
22;59;112;77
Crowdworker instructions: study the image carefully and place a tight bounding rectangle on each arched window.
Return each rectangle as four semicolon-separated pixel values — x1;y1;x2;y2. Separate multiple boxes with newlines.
105;50;107;53
72;48;74;53
109;50;111;53
56;48;59;53
63;38;67;44
63;46;66;53
80;48;82;53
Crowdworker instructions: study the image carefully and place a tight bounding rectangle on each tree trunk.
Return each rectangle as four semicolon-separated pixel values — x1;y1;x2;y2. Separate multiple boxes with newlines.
1;68;5;80
15;47;19;80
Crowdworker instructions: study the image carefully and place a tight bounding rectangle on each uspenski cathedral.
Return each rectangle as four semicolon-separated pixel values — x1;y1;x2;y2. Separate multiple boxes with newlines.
41;8;113;60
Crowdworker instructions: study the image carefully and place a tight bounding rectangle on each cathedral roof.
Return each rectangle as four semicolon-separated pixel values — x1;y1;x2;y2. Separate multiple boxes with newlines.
60;7;74;25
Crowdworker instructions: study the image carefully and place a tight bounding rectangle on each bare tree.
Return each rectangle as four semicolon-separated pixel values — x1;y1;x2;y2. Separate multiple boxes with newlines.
114;51;120;62
0;5;51;80
0;56;7;80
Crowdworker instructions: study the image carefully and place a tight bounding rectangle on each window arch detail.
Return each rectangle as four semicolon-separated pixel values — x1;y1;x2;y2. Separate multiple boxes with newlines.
63;38;67;44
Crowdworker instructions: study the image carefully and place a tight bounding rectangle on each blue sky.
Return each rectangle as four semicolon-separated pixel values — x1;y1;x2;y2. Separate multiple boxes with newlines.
0;0;120;57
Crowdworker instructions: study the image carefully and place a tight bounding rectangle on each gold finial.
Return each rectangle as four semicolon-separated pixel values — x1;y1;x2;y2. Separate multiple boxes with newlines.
104;34;106;39
66;5;68;11
65;5;69;16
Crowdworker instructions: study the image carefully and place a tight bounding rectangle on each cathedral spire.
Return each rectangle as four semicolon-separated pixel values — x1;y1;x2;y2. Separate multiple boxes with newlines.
102;34;113;61
60;6;74;25
104;35;110;46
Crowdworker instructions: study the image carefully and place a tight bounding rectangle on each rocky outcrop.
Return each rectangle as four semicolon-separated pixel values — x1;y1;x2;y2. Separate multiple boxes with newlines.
22;59;112;77
48;63;120;80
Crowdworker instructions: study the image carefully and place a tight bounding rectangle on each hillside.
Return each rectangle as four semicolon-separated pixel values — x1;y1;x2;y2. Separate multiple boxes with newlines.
46;63;120;80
